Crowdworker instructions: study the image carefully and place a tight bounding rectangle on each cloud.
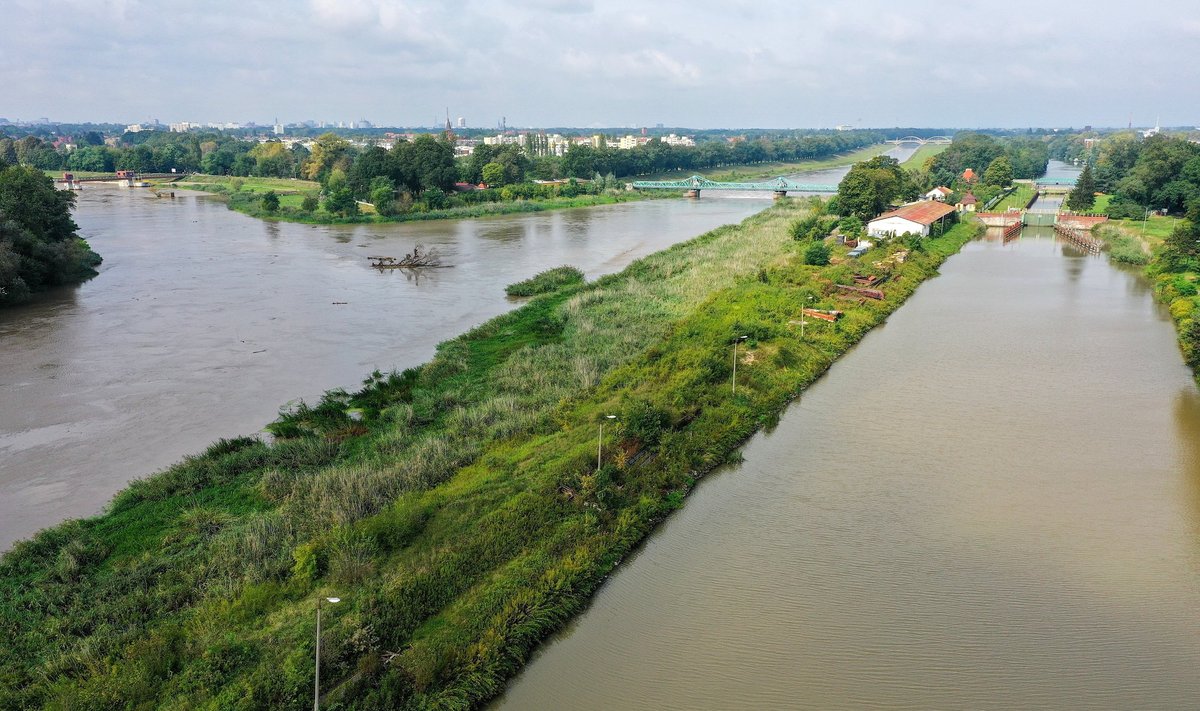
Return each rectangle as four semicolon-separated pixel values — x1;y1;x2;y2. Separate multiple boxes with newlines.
1;0;1197;127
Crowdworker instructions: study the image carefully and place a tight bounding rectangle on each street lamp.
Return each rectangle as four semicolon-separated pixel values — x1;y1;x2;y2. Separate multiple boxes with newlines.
314;596;342;711
597;415;616;471
731;335;748;396
800;294;815;339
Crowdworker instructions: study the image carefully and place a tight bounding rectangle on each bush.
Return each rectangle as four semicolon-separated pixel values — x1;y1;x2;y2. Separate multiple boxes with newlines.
803;241;831;266
300;195;319;212
504;266;585;297
260;191;279;213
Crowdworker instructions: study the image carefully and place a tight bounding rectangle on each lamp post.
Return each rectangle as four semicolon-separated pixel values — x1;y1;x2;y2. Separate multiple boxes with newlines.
731;335;748;396
314;596;341;711
597;414;616;472
800;294;815;339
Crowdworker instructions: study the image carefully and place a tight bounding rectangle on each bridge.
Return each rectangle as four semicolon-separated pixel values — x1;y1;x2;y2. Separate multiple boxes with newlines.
55;172;185;188
630;175;837;198
885;136;953;145
1035;177;1078;187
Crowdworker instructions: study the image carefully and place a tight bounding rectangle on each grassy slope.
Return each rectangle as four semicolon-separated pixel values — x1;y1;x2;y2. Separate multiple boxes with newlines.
991;183;1036;212
899;142;949;169
0;204;979;709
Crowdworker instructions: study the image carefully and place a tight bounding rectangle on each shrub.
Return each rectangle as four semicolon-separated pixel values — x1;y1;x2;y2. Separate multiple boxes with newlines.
300;195;318;212
504;266;585;297
803;241;831;266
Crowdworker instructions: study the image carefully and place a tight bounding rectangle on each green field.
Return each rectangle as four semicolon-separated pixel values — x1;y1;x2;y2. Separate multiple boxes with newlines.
991;183;1036;212
159;174;320;195
899;142;949;169
0;203;979;709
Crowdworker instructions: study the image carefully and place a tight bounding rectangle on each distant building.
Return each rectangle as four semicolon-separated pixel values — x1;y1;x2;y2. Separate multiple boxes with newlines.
457;117;466;129
868;201;957;238
924;186;953;202
961;168;978;183
956;192;978;212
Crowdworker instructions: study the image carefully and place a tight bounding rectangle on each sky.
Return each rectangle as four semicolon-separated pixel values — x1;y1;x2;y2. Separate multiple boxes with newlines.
3;0;1197;129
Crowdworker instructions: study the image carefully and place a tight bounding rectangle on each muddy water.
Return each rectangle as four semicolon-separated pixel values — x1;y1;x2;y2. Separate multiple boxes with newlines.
0;192;765;549
496;227;1200;708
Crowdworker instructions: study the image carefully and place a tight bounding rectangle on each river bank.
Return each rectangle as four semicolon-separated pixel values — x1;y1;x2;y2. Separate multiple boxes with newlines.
0;198;977;708
151;173;676;226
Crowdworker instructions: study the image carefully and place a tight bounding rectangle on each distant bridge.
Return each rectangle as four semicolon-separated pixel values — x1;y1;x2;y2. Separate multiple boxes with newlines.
885;136;953;145
630;175;837;197
1035;177;1078;187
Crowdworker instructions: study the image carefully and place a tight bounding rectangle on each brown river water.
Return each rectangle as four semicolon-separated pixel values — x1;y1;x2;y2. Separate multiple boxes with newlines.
0;189;766;549
495;222;1200;708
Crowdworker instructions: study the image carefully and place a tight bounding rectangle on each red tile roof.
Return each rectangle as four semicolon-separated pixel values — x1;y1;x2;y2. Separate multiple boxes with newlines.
870;201;957;226
962;168;977;181
959;192;978;204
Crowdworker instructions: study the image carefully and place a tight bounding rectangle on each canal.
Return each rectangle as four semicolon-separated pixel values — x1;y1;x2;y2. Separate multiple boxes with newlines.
495;229;1200;705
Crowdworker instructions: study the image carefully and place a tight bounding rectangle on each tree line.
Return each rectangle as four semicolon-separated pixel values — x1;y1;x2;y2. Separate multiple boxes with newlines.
1052;132;1200;218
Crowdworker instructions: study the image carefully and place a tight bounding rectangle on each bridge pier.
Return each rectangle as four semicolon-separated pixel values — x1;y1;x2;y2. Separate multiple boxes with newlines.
685;189;700;199
774;190;788;199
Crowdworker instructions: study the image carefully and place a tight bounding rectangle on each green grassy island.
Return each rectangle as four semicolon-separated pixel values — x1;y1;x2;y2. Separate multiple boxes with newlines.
0;201;979;708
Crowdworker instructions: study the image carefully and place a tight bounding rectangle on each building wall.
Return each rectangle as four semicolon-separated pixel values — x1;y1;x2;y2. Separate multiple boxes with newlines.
867;216;929;238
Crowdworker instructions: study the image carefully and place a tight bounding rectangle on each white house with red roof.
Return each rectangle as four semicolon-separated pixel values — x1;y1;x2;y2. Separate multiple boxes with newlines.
924;186;953;202
867;201;957;238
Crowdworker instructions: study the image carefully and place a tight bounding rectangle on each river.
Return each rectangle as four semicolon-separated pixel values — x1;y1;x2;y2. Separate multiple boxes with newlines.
0;191;770;550
0;147;916;550
496;171;1200;707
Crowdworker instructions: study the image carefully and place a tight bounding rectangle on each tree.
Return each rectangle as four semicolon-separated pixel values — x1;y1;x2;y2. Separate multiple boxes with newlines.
260;191;279;213
1066;163;1097;212
249;142;295;178
982;156;1013;187
0;165;101;305
369;177;398;216
481;162;505;187
323;168;358;217
303;133;355;182
300;195;319;212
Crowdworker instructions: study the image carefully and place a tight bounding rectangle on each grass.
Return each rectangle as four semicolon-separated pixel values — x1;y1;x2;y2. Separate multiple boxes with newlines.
505;266;586;297
0;202;980;709
991;183;1036;212
160;174;321;195
899;142;949;169
638;143;894;183
1093;223;1150;265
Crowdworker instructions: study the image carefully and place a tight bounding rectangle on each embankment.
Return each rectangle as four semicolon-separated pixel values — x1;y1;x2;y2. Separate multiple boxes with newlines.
0;203;978;709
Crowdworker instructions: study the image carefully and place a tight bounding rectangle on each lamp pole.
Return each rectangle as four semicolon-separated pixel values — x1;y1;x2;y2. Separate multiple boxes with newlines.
800;295;815;339
597;414;616;472
314;596;341;711
731;335;747;396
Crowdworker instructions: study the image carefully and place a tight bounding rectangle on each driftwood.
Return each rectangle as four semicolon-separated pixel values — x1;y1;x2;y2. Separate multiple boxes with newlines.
367;244;450;269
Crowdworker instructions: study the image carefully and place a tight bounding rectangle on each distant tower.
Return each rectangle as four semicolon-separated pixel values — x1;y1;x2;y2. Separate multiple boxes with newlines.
457;116;465;129
443;107;456;142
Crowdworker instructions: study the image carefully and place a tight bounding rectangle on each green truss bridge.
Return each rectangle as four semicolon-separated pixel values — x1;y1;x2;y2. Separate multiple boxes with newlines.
630;175;837;198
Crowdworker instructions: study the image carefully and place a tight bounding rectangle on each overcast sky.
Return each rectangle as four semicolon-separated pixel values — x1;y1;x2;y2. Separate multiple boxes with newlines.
4;0;1196;129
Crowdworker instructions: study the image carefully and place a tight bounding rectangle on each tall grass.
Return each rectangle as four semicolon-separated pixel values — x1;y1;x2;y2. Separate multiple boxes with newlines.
1093;223;1150;265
